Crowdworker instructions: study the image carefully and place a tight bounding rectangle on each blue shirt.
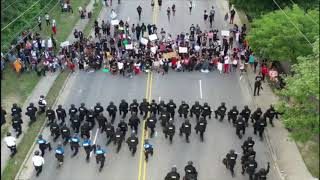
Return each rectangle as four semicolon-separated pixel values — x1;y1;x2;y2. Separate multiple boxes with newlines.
95;149;106;155
70;137;80;143
82;140;92;147
37;139;46;144
144;143;153;150
55;147;64;154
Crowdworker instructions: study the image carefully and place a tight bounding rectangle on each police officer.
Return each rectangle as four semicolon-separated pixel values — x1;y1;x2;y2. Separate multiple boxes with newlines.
56;105;67;125
105;122;115;145
165;166;180;180
37;135;52;156
242;137;255;154
195;117;207;141
97;112;107;132
50;121;60;142
82;135;95;162
107;101;117;123
86;108;96;129
139;98;149;119
254;78;263;96
118;119;128;136
254;117;267;140
160;107;170;127
114;127;124;153
228;106;239;125
167;99;177;119
190;101;202;121
158;100;167;114
137;5;142;20
180;119;192;143
126;133;139;156
235;115;246;139
145;115;157;138
143;139;153;162
78;103;88;122
80;122;91;139
128;112;140;133
254;162;270;180
70;133;80;157
164;119;175;144
38;95;47;114
69;104;78;117
46;107;56;125
61;123;71;145
119;99;129;119
184;161;198;180
264;105;278;127
251;107;263;123
241;147;256;166
94;102;104;118
11;103;22;117
55;142;64;166
70;114;81;133
95;145;106;172
178;101;189;119
240;105;251;127
224;149;237;177
201;102;212;120
26;103;37;125
12;114;23;137
130;99;139;114
214;102;227;121
242;156;258;180
149;99;158;117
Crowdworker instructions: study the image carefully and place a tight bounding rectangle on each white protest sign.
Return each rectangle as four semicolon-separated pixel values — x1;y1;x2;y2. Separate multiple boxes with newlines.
179;47;188;53
221;30;230;37
125;44;133;50
140;37;148;45
150;46;157;54
111;19;119;25
149;34;158;41
194;45;200;52
60;41;70;47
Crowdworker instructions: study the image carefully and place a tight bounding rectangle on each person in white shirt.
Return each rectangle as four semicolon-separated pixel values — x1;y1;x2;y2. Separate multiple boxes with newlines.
4;132;17;157
32;150;45;176
45;13;50;26
117;61;124;76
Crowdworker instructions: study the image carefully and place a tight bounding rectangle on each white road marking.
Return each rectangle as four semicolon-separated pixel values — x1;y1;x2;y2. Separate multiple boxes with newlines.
90;128;99;157
159;96;161;102
199;80;203;99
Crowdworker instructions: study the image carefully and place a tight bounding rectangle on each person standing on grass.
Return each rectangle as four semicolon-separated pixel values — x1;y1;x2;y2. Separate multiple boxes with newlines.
32;150;45;177
4;132;17;157
38;16;42;30
45;13;50;26
230;9;236;24
52;19;57;35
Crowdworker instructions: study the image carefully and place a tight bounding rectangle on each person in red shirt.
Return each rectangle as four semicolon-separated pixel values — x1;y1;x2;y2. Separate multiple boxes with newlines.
261;64;269;82
171;57;177;69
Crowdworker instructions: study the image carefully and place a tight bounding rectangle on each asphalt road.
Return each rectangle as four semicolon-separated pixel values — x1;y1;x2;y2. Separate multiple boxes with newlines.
18;0;282;180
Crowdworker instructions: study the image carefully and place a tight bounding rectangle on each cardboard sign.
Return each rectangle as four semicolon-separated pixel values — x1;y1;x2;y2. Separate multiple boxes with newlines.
149;34;158;41
150;46;157;54
163;51;177;59
194;45;200;51
140;37;148;45
125;44;133;50
60;41;70;47
221;30;230;37
111;19;119;25
179;47;188;53
110;11;117;19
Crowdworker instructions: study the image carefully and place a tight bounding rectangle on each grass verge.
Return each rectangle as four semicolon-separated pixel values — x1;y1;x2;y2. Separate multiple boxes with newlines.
1;70;70;180
297;137;320;178
83;0;103;37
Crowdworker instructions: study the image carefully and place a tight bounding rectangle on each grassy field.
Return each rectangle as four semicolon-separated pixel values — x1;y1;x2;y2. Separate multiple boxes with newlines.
1;71;70;180
297;137;320;178
83;0;103;37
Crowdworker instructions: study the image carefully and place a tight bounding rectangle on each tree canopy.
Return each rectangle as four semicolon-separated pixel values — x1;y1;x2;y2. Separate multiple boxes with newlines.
246;5;319;62
276;38;319;142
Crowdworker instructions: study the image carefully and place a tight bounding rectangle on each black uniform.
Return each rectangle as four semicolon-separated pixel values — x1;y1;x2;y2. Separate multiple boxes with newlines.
61;124;71;145
254;163;270;180
130;100;139;114
70;135;80;156
94;103;104;118
86;110;96;129
126;134;139;155
80;123;90;139
167;100;177;119
214;103;227;121
26;104;37;125
149;100;158;117
119;100;129;119
254;117;267;140
264;106;278;126
11;104;22;117
38;97;46;114
12;114;23;137
180;120;192;143
240;106;251;126
158;101;167;114
114;128;124;153
242;158;258;180
235;116;246;139
107;102;117;123
97;113;107;132
118;120;128;136
128;113;140;133
78;104;88;122
224;151;237;177
164;121;175;143
242;137;255;154
56;106;67;124
254;79;262;96
70;114;81;133
105;123;115;145
139;99;149;119
69;105;78;117
184;164;198;180
50;121;60;141
201;103;212;120
46;108;56;125
165;170;180;180
160;109;170;127
178;101;189;119
228;106;239;125
145;115;157;138
190;102;202;121
195;117;207;141
251;108;263;123
137;5;142;20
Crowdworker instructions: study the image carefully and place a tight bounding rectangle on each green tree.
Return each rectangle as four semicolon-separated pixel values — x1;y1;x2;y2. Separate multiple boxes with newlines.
276;38;319;142
246;5;319;62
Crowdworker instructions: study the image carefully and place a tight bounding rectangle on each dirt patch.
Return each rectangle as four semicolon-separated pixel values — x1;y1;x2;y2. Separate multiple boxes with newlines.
1;95;22;110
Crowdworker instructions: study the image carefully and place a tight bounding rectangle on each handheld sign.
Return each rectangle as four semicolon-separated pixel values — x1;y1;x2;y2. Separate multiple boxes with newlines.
125;44;133;50
179;47;188;53
221;30;230;37
150;46;157;54
111;19;119;25
60;41;70;47
140;37;148;45
149;34;158;41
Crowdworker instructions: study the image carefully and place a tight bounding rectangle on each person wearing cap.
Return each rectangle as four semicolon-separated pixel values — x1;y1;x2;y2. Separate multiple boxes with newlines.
263;105;278;127
165;166;180;180
224;149;238;177
4;132;17;157
139;98;149;119
143;139;153;162
214;102;227;121
11;103;22;117
50;121;60;142
145;114;157;138
190;101;202;121
82;135;95;162
78;103;88;122
240;105;251;127
184;161;198;180
38;95;47;114
37;135;52;156
126;132;139;156
95;145;106;172
163;119;175;144
195;117;207;142
201;102;212;120
251;107;263;124
69;104;78;117
166;99;177;120
69;133;80;157
26;102;38;125
179;119;192;143
55;142;64;166
56;105;67;125
107;101;117;124
94;102;104;118
178;101;189;119
228;106;239;126
119;99;129;119
32;150;45;176
128;112;140;133
149;99;158;117
12;114;23;137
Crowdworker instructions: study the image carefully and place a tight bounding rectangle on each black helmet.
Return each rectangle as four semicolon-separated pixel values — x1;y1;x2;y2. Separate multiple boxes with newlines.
195;101;199;105
110;101;114;105
7;132;11;136
199;117;204;121
40;95;44;98
96;102;101;106
230;149;235;154
121;99;125;103
170;99;173;103
221;102;225;106
248;136;253;141
30;103;34;107
13;103;17;107
58;104;62;108
233;106;237;109
185;119;189;123
38;135;43;139
172;166;177;172
71;104;75;107
257;107;261;111
152;99;155;103
160;100;164;104
143;98;147;102
34;150;40;156
244;105;248;109
182;101;185;104
81;103;85;106
204;102;208;106
133;99;137;103
187;161;193;165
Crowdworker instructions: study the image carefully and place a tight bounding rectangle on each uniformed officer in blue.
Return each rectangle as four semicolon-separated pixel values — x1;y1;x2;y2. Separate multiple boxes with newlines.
55;142;64;167
143;139;153;162
37;135;52;156
82;135;95;162
70;133;80;157
95;145;106;172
